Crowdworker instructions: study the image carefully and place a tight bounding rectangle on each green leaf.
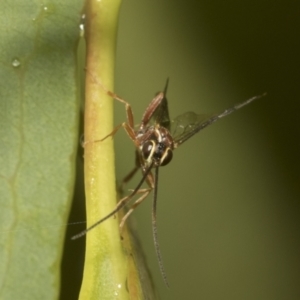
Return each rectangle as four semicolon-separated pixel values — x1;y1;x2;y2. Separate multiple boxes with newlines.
0;1;84;299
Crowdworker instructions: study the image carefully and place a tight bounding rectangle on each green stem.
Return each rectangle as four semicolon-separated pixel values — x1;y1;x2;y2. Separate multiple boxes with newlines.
79;0;128;299
79;1;157;298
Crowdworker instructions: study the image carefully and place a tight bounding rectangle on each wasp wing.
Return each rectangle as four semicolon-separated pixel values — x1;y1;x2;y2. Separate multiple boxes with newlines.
172;93;266;147
149;78;171;129
171;112;215;146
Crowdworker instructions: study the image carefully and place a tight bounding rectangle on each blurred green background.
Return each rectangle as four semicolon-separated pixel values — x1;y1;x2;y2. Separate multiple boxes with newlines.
64;0;300;299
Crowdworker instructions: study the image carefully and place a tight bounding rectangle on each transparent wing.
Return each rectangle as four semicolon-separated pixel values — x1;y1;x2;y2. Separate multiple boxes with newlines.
171;112;215;144
150;95;170;129
172;93;266;147
150;78;171;129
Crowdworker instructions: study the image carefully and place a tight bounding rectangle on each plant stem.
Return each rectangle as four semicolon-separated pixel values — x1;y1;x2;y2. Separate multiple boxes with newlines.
79;0;128;299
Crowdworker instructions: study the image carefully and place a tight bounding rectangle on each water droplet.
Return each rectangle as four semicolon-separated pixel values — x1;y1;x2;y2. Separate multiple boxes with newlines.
113;283;122;296
79;24;85;37
12;58;21;68
79;14;86;37
41;2;55;15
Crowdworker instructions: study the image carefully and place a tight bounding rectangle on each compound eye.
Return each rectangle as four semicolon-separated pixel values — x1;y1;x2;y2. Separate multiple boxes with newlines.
142;141;154;160
160;148;173;166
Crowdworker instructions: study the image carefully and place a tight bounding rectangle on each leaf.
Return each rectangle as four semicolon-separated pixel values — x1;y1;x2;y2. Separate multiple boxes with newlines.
0;1;84;299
